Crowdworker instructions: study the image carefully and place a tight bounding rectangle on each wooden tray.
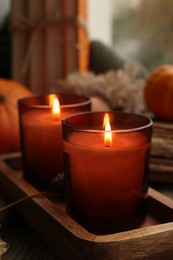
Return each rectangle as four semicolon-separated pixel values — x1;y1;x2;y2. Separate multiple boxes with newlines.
0;153;173;259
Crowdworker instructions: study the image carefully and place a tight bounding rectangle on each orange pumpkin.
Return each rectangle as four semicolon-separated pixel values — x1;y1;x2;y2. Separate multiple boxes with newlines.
0;79;32;153
144;65;173;120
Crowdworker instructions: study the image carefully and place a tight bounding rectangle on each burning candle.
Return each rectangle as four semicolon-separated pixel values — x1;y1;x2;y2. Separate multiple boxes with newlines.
63;111;153;229
18;94;91;190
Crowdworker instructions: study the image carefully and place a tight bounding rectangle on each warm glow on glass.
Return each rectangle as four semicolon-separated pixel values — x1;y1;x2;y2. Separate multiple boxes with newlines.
52;98;61;120
104;113;112;147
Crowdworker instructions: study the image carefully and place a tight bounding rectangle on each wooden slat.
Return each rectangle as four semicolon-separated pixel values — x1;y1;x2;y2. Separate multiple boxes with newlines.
149;120;173;183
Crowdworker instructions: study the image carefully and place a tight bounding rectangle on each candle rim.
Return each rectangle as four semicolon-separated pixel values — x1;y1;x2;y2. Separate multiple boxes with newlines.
18;94;91;109
62;111;153;133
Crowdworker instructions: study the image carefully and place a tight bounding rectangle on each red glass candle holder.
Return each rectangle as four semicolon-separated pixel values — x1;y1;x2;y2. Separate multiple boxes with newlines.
18;94;91;190
63;111;153;233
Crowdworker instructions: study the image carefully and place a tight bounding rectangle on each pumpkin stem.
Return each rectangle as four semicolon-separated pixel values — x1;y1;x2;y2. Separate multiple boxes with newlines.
0;94;5;103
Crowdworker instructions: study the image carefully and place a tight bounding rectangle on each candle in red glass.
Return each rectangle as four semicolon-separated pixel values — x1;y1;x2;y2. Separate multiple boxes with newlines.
18;94;91;190
63;111;153;231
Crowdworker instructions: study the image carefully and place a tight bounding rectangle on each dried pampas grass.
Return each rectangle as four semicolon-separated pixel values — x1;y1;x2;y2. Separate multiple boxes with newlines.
56;62;147;114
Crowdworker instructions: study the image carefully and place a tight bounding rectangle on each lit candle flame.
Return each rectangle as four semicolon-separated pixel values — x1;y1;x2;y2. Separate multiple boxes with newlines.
52;98;61;120
103;113;109;127
49;94;57;106
104;113;112;147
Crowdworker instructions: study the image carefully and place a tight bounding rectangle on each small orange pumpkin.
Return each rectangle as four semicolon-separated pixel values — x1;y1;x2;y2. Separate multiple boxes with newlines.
144;65;173;120
0;79;32;153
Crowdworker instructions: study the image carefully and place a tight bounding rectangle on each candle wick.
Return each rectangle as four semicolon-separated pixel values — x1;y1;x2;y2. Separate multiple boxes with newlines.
105;144;112;148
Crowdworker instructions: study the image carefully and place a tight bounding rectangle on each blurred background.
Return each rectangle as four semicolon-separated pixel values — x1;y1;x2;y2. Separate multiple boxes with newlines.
0;0;173;78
